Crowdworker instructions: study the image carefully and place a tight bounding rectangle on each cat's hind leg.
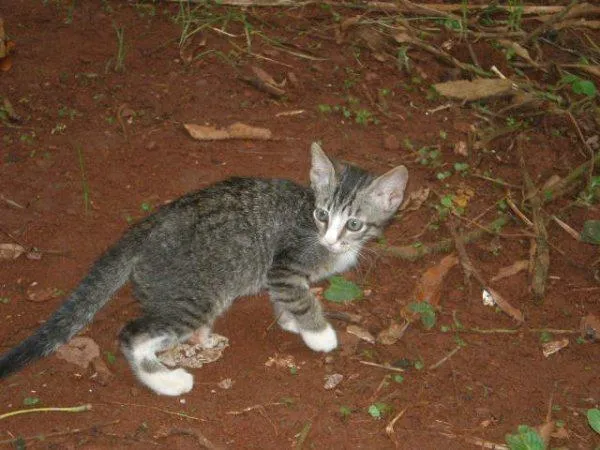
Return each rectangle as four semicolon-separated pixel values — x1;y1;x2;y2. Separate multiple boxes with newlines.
267;269;337;352
119;316;194;396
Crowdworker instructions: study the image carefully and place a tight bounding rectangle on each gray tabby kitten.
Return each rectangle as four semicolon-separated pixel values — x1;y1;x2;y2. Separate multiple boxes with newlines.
0;143;408;396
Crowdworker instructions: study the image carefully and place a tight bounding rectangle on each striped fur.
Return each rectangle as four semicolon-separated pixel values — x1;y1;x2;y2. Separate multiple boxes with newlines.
0;143;408;396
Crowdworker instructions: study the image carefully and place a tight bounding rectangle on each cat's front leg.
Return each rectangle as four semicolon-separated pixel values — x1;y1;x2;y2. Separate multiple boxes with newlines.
267;269;337;352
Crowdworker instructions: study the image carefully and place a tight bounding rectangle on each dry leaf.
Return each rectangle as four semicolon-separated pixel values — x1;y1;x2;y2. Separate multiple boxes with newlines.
580;314;600;342
184;122;272;141
159;334;228;369
0;243;25;260
454;141;468;157
400;187;430;212
265;353;298;370
346;325;375;344
498;40;540;68
484;287;524;323
542;338;569;357
412;254;458;307
56;337;100;369
26;283;61;303
217;378;234;389
324;373;343;390
433;79;514;101
377;321;409;345
491;260;529;282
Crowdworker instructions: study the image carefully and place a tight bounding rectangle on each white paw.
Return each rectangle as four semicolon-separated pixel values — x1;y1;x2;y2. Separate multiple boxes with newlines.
301;324;338;352
139;368;194;396
278;318;301;334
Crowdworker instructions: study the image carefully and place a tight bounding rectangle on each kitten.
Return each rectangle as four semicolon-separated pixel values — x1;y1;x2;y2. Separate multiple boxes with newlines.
0;143;408;396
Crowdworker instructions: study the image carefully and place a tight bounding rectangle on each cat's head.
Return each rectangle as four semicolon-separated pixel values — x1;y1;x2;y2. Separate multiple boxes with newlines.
309;142;408;254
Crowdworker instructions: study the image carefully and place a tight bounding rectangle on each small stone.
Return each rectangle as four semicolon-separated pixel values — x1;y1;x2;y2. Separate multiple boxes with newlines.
324;373;343;390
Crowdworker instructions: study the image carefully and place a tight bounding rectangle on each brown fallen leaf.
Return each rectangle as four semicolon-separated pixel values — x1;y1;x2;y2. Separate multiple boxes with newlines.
485;287;525;323
491;260;529;282
497;40;542;69
580;314;600;342
433;78;514;101
346;325;375;344
412;254;458;307
400;187;430;212
184;122;272;141
56;337;100;369
377;321;409;345
26;283;61;303
0;243;25;260
542;338;569;357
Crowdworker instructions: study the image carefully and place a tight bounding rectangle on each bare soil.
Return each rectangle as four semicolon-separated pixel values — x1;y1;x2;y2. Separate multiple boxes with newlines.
1;2;599;449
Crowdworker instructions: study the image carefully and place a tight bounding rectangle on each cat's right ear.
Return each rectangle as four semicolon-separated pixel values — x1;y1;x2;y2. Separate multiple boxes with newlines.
310;142;336;191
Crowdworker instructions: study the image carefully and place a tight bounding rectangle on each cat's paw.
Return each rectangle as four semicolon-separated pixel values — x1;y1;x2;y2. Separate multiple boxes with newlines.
278;317;301;334
140;368;194;396
301;324;338;352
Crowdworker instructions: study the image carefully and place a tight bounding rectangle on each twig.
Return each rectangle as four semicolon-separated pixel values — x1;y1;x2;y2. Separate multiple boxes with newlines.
382;216;508;261
449;220;524;322
552;215;581;241
517;138;550;303
523;0;580;44
0;194;25;209
428;345;461;370
0;420;119;446
155;428;223;450
462;327;579;335
565;110;595;187
0;404;91;420
505;197;534;227
226;402;285;415
103;401;205;421
358;360;405;373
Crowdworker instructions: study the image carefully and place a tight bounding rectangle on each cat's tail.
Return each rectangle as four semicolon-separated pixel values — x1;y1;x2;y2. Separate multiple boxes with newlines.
0;231;143;378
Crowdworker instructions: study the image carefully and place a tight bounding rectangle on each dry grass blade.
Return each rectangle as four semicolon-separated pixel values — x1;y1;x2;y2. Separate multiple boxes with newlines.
552;216;581;241
385;406;409;447
155;428;223;450
0;420;119;446
491;260;529;282
428;345;461;370
0;193;25;209
359;360;405;373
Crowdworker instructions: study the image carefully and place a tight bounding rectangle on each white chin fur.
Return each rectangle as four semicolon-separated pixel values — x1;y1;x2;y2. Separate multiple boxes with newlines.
301;324;338;352
138;368;194;396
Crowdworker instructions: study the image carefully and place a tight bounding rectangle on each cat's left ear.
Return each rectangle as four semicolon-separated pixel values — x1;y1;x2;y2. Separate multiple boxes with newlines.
368;166;409;213
310;142;336;191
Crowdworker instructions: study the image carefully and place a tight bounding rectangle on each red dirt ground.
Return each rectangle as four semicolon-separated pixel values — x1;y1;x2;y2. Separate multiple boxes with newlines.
1;2;599;449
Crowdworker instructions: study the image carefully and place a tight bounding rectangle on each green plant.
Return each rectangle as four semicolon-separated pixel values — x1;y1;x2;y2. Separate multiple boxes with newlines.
561;73;597;98
408;301;437;329
105;351;117;365
339;406;352;421
368;402;392;419
113;23;126;72
324;276;363;303
23;397;40;406
505;425;544;450
588;408;600;434
507;0;524;31
417;146;442;166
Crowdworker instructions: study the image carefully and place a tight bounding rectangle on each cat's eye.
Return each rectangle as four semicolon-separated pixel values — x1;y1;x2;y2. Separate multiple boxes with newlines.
346;218;364;232
314;208;329;222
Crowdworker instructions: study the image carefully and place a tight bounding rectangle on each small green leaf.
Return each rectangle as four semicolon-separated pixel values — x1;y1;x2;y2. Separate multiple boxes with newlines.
324;276;363;303
339;406;352;420
106;351;117;365
23;397;40;406
505;425;545;450
368;404;382;419
453;162;469;172
571;78;597;97
539;331;553;343
408;301;437;329
414;359;425;370
588;408;600;434
392;374;404;383
581;220;600;244
440;195;453;208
